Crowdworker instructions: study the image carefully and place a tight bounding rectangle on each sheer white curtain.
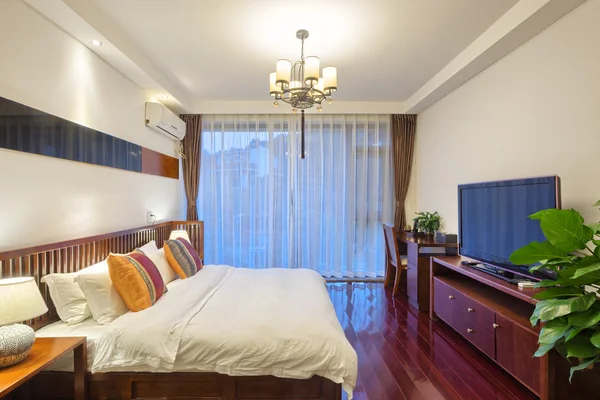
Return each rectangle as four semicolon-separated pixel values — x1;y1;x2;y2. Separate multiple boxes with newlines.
197;114;393;278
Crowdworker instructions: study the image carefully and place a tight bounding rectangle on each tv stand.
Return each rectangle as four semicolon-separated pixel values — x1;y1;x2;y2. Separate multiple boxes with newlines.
431;255;600;399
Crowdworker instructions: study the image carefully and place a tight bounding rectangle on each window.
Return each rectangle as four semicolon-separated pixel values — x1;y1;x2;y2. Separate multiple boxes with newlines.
197;114;393;278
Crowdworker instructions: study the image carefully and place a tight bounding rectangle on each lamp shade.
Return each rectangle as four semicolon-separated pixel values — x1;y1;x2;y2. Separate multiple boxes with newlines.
323;66;338;92
269;72;282;96
304;56;320;83
275;59;291;86
169;230;191;243
0;277;48;326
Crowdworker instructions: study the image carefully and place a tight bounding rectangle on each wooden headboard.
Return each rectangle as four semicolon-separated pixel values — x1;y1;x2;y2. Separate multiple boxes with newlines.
0;220;204;330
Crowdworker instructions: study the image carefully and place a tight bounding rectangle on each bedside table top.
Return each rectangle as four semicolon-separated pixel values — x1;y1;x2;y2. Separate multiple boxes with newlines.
0;336;86;395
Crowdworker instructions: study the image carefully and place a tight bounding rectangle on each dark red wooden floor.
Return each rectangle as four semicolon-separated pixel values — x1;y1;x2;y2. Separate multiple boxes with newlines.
326;282;537;400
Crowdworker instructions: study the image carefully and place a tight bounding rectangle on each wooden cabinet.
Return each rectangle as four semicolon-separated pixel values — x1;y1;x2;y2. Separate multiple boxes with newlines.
431;256;600;399
431;260;544;398
495;314;541;394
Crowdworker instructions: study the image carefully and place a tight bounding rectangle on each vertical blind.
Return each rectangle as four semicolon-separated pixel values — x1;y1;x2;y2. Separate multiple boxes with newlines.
197;114;393;278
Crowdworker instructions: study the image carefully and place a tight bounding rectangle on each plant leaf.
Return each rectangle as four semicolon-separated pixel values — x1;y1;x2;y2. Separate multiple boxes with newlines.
534;342;555;357
588;223;600;234
533;209;593;252
566;335;600;358
572;262;600;279
594;200;600;208
564;327;586;342
553;261;600;286
568;306;600;328
538;318;569;344
534;280;562;288
591;332;600;348
537;294;597;322
509;241;568;265
570;356;598;382
534;287;584;300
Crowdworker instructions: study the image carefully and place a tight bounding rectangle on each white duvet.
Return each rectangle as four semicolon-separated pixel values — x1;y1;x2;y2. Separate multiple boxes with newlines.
91;265;357;398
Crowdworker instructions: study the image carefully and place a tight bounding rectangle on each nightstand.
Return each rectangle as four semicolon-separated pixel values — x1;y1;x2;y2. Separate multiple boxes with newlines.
0;336;87;400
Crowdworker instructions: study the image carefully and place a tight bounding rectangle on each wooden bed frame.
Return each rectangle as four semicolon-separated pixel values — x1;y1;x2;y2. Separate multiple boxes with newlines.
0;221;342;400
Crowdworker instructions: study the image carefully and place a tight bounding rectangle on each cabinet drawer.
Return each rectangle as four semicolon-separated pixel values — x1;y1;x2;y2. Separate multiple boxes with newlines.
455;293;495;334
433;276;461;308
452;309;495;359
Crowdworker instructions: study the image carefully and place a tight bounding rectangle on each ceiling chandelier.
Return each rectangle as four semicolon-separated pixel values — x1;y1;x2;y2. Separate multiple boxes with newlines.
269;29;338;159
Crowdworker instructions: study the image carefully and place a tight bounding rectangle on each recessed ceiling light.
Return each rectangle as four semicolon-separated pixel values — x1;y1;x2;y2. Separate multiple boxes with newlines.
91;40;103;46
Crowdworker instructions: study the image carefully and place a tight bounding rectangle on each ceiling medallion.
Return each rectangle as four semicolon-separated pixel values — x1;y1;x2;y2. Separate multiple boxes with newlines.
269;29;338;159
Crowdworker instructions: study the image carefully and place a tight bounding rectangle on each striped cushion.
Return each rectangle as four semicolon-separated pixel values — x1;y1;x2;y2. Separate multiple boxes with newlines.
164;238;203;279
107;252;167;312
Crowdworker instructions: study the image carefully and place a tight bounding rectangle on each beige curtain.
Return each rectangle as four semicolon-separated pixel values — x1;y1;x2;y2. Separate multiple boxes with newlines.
180;114;202;221
391;114;417;230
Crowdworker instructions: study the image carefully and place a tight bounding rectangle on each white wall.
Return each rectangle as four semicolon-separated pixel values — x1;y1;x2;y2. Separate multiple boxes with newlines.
412;0;600;232
0;0;180;251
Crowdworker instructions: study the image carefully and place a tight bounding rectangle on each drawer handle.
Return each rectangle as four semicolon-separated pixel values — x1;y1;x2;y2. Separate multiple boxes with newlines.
467;307;474;312
448;295;455;300
467;328;474;333
493;323;499;329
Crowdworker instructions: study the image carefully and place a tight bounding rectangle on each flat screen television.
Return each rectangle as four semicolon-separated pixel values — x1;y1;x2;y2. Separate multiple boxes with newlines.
458;176;561;278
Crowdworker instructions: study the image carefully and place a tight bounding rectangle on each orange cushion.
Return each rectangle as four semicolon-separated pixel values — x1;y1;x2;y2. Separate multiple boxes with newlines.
107;252;167;312
164;238;203;279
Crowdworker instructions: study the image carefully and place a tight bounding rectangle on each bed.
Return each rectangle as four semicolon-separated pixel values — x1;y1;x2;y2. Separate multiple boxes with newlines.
0;221;357;400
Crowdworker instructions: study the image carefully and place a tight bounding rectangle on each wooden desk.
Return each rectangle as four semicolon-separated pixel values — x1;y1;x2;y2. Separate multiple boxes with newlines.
396;232;458;312
0;337;86;400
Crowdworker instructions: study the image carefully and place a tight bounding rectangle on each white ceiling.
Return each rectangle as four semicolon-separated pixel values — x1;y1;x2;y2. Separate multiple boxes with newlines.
88;0;518;103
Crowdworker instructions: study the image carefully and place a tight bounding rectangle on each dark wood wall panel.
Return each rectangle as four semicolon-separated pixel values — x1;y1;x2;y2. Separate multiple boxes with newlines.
0;95;179;179
141;147;179;179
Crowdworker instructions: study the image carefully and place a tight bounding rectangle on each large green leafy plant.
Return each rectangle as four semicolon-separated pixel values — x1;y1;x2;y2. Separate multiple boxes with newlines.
414;211;441;236
509;200;600;380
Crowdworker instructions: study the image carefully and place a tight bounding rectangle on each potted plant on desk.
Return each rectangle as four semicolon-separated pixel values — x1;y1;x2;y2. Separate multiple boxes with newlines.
414;211;441;238
509;200;600;381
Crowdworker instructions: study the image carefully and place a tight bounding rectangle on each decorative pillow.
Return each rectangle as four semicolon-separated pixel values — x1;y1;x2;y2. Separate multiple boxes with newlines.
107;252;167;312
138;240;178;284
164;238;203;279
40;260;108;325
75;272;129;324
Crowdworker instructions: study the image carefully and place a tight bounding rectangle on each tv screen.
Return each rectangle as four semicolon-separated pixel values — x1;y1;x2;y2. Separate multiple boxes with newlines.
458;176;561;276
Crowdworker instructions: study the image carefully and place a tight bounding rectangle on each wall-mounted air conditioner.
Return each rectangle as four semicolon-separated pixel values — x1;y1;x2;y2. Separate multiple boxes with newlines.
145;102;186;140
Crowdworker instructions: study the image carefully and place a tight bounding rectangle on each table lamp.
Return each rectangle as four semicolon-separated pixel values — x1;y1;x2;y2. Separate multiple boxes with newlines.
0;277;48;368
169;230;191;243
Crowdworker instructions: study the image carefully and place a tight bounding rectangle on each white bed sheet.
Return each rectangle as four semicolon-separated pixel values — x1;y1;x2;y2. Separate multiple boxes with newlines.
37;318;106;371
37;266;357;398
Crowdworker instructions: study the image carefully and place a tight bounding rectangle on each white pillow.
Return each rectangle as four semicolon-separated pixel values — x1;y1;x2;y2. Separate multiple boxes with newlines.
75;272;128;324
40;261;108;325
139;240;177;284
